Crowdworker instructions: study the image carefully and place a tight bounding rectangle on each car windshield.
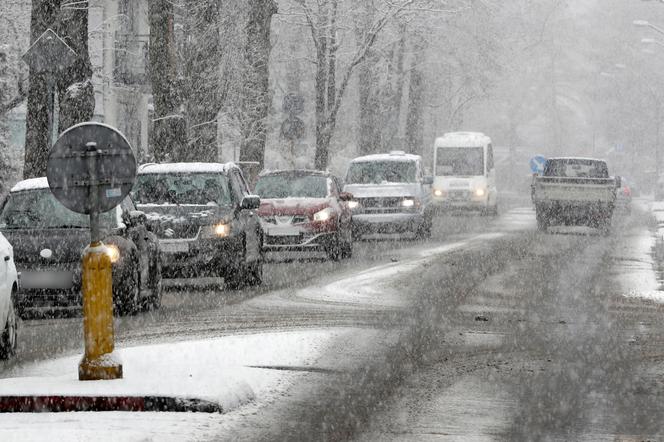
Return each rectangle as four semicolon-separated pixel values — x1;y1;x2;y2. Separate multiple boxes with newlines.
544;159;608;178
132;173;232;206
346;161;417;184
254;174;328;199
0;189;117;230
435;147;484;176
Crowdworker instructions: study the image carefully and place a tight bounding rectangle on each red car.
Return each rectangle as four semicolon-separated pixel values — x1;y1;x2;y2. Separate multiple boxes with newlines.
254;170;353;260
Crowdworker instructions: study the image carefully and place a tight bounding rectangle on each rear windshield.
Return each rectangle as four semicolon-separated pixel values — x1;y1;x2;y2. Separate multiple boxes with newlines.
254;174;328;199
0;189;117;230
132;173;232;206
544;159;608;178
346;161;417;184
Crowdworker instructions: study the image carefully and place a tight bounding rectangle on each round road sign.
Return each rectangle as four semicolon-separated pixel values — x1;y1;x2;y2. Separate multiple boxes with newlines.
47;122;136;215
529;155;547;174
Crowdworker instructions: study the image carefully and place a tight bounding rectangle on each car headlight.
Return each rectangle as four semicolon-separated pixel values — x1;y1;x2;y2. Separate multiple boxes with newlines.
401;198;418;208
433;189;444;197
313;207;334;222
213;223;230;237
348;200;359;209
105;244;121;264
475;188;486;197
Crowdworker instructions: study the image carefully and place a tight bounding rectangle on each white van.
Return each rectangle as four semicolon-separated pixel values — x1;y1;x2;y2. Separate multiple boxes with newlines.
431;132;498;215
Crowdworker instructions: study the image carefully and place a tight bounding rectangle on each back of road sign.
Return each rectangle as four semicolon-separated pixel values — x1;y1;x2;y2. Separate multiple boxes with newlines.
47;122;136;215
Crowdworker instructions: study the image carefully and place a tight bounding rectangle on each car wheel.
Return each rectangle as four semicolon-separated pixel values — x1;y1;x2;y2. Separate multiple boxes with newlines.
341;233;353;259
225;265;248;290
247;257;263;287
147;258;163;311
326;235;343;261
0;294;18;360
536;210;548;232
116;265;139;316
150;265;164;310
416;216;433;239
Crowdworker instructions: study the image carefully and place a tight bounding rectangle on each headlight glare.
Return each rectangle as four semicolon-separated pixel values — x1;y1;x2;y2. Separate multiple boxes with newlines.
214;223;230;237
475;188;486;197
348;200;359;209
313;207;334;222
433;189;444;197
401;198;416;208
105;244;121;263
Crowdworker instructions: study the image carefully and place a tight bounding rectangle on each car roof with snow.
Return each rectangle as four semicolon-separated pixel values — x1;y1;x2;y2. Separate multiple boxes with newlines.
259;169;330;177
137;162;238;175
350;151;421;163
435;132;491;147
547;157;607;163
10;177;50;193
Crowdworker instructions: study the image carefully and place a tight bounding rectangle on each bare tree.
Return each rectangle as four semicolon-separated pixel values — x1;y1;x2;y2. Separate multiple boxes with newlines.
56;0;94;133
239;0;278;168
295;0;418;170
179;0;223;162
23;0;60;179
149;0;186;162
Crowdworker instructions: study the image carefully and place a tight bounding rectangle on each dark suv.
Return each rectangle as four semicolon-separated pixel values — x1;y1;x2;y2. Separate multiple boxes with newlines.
131;162;263;289
0;178;162;317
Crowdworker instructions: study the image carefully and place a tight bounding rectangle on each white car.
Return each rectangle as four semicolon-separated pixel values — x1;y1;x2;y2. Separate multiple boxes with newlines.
0;232;18;359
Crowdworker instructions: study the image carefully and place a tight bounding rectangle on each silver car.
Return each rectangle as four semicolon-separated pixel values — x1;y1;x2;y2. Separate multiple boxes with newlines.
343;151;434;239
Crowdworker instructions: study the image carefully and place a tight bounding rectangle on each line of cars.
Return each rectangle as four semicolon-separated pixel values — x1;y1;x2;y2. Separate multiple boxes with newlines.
0;131;499;359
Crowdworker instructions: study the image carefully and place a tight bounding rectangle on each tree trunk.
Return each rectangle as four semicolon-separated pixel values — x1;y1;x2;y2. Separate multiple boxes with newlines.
56;3;94;133
388;24;407;150
358;57;380;156
149;0;186;162
239;0;277;168
181;0;222;162
313;2;329;171
23;0;60;179
405;37;425;155
356;3;379;156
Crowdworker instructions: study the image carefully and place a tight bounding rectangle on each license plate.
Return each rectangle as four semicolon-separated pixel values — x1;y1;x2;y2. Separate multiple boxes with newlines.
266;225;300;237
21;271;74;290
161;241;190;253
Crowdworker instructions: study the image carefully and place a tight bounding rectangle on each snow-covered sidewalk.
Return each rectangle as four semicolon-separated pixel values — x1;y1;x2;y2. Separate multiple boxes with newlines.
0;329;360;441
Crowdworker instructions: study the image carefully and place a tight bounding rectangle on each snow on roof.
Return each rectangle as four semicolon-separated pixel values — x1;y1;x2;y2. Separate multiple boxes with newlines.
435;132;492;147
350;152;421;163
11;177;49;192
547;157;607;162
259;169;329;177
138;162;237;175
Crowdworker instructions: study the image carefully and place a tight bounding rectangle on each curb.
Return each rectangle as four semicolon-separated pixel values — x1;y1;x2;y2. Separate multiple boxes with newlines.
0;396;223;413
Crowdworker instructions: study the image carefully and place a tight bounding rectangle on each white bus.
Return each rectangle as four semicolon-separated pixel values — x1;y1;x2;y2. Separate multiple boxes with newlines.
431;132;498;215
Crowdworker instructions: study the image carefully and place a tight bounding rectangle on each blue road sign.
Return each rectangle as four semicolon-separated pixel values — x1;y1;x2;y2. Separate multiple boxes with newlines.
529;155;547;174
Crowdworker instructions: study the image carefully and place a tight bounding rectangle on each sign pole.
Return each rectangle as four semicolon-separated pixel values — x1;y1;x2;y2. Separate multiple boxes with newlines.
79;141;122;381
47;122;137;382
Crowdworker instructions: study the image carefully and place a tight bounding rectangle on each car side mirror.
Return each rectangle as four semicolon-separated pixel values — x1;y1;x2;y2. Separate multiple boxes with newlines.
240;195;260;210
423;176;434;185
339;191;353;201
615;176;622;189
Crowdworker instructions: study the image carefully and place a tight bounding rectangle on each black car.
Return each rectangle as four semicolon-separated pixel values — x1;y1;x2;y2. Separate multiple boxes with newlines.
131;162;263;289
0;178;162;317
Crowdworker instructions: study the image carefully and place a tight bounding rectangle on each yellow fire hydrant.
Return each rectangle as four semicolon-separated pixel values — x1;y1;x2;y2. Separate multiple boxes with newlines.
78;242;123;381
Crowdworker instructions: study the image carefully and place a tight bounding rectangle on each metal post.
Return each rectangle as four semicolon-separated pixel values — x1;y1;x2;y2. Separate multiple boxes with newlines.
86;142;100;245
46;74;54;149
79;141;122;381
